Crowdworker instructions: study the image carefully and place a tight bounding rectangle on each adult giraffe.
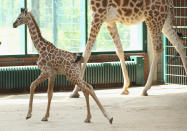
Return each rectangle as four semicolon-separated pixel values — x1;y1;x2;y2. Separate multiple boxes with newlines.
70;0;187;97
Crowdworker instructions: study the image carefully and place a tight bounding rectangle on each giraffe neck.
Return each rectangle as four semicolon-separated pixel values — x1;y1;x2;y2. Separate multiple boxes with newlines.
26;13;46;52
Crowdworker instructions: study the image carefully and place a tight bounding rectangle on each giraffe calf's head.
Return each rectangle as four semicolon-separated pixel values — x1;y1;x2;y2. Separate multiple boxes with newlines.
13;8;29;28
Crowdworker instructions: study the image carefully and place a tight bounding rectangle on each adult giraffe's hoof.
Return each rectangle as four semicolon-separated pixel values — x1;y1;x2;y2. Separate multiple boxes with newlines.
41;117;48;121
26;114;32;120
109;117;113;124
84;119;91;123
121;89;129;95
141;91;148;96
69;93;80;98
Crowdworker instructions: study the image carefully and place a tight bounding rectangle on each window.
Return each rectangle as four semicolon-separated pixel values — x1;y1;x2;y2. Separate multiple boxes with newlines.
0;0;145;57
27;0;53;54
27;0;83;54
88;22;143;52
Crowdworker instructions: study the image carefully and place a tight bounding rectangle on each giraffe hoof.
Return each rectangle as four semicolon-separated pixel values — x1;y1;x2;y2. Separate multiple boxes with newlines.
26;116;31;120
109;117;113;124
41;117;48;121
26;114;32;120
84;119;91;123
121;90;129;95
69;93;80;98
141;92;148;96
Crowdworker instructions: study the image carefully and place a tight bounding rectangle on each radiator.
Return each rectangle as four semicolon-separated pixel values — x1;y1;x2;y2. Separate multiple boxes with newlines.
0;56;144;92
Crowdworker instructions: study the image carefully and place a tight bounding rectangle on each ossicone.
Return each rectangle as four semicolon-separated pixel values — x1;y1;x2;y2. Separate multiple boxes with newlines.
21;8;27;13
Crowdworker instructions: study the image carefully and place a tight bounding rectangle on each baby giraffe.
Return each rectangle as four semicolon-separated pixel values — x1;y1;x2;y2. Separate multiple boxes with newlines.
13;8;113;124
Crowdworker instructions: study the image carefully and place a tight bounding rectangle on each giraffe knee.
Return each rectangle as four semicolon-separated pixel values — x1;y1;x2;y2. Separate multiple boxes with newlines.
176;40;185;53
30;81;39;92
84;82;94;90
153;44;164;53
30;83;36;92
78;81;94;93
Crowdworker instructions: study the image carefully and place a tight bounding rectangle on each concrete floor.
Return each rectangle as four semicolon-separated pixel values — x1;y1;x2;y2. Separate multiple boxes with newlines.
0;84;187;131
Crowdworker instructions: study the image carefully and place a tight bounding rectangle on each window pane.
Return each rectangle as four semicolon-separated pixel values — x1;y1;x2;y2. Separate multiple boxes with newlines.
27;0;82;54
0;0;25;55
56;0;82;52
87;4;143;52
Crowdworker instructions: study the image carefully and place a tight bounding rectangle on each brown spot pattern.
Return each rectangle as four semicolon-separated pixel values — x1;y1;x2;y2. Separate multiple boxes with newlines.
102;0;108;7
122;8;132;16
114;0;121;6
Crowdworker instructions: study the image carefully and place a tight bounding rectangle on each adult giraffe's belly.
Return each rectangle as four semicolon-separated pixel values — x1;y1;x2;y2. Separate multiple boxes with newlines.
117;15;145;26
105;5;145;26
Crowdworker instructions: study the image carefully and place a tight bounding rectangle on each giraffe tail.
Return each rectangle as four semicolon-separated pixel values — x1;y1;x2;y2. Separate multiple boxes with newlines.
74;54;84;63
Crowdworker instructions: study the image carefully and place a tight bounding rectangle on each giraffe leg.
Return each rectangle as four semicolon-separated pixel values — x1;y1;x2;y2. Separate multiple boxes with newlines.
83;90;92;123
70;16;104;98
106;22;130;95
141;16;165;96
162;15;187;74
142;52;162;96
69;85;80;98
78;81;113;124
41;75;56;121
26;72;48;119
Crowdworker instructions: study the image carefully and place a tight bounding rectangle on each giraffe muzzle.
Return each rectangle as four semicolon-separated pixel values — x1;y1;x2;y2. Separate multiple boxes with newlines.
13;22;18;28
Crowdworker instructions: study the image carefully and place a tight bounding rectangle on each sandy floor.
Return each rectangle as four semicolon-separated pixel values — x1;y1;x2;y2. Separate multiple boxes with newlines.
0;85;187;131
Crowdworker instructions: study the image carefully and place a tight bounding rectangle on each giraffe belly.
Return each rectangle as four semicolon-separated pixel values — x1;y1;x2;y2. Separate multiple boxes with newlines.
118;15;145;26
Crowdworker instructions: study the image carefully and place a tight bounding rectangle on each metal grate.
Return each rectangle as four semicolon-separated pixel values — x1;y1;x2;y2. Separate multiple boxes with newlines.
163;0;187;85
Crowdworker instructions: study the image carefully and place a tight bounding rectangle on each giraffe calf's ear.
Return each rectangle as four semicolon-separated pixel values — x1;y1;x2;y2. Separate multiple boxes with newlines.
21;8;28;14
21;8;25;13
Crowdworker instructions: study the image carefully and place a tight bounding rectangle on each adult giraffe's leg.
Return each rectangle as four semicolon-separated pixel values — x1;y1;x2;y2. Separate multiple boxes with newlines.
26;72;48;119
162;13;187;74
106;22;130;95
142;17;165;96
70;17;104;98
42;75;56;121
142;52;162;96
